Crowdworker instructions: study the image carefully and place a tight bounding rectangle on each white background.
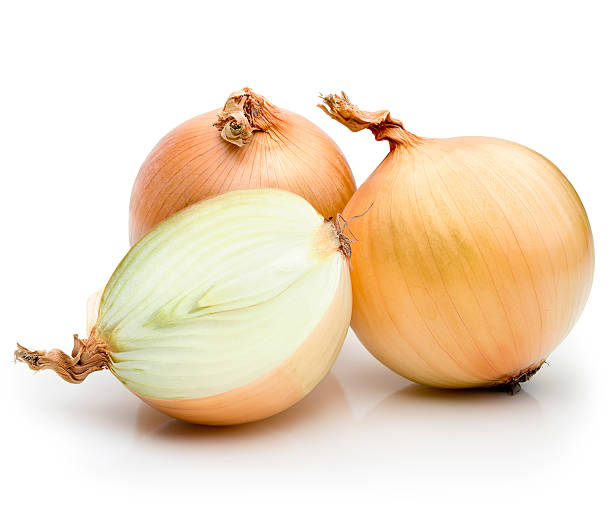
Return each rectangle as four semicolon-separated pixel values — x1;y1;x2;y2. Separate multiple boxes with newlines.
1;1;610;508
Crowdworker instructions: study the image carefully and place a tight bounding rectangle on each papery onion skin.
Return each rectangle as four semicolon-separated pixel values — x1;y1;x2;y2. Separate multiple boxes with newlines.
320;92;594;390
129;88;356;244
16;189;352;425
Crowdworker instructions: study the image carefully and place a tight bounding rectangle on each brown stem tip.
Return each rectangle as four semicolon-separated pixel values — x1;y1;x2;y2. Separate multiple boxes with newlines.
15;334;110;384
213;87;281;147
318;91;422;148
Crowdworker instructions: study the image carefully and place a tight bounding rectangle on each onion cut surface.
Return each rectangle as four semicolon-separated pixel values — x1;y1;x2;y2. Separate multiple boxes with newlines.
17;189;352;425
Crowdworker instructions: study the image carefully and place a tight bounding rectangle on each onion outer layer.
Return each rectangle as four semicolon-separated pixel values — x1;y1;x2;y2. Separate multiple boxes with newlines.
320;92;594;391
129;87;356;244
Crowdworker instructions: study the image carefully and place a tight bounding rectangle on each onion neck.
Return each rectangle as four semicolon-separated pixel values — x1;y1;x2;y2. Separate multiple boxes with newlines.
318;92;423;150
14;334;110;384
214;87;283;147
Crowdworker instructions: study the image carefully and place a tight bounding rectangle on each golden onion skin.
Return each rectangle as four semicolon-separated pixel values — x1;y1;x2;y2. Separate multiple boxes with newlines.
129;88;356;244
321;94;594;389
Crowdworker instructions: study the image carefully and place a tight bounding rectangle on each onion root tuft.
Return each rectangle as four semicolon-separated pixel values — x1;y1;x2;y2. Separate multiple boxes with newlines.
492;361;547;395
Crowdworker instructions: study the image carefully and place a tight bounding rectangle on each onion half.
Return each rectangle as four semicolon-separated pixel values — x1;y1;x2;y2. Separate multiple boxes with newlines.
319;92;594;392
16;189;352;424
129;88;356;244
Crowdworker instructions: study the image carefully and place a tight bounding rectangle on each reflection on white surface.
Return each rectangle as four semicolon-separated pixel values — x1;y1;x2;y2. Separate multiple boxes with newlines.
116;332;588;472
361;386;546;470
5;328;601;507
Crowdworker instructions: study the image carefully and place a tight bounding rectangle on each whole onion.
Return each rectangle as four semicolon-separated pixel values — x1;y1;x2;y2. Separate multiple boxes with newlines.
319;92;594;392
129;88;356;244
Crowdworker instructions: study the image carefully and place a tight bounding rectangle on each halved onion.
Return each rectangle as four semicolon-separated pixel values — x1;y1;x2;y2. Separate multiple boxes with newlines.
16;189;352;424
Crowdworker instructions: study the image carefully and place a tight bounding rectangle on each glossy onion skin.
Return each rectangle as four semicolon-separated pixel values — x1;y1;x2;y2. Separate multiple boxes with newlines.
343;136;594;388
129;109;356;244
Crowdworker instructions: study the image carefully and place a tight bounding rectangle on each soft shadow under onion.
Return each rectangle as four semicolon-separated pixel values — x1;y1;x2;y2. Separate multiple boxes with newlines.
133;373;353;442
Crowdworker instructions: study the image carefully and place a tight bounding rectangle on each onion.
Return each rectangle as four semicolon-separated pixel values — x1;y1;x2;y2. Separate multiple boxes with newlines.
16;189;352;425
319;92;594;392
129;87;356;244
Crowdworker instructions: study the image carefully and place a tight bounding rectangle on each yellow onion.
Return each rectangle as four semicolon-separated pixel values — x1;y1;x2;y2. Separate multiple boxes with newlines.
16;189;352;425
129;87;356;244
319;92;594;392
